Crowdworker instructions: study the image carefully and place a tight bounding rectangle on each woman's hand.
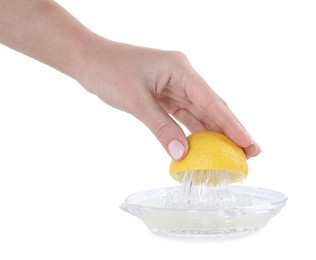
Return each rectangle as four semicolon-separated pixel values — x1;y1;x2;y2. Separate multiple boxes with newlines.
0;0;260;160
77;36;261;159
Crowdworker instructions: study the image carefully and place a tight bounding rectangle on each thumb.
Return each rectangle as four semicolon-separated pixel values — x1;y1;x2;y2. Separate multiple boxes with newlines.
135;98;188;160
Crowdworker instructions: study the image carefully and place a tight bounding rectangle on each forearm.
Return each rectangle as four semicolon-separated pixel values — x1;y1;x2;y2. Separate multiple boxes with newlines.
0;1;261;159
0;0;92;79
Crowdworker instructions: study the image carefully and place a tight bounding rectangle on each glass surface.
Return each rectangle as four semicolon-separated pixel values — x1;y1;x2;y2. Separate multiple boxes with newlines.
120;185;287;239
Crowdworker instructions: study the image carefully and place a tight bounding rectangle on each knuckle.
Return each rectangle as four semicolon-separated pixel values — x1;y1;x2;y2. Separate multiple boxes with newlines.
168;51;189;66
164;51;193;89
152;120;174;140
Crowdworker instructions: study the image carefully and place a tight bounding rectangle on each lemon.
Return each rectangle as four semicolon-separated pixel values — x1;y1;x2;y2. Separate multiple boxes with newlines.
170;131;248;185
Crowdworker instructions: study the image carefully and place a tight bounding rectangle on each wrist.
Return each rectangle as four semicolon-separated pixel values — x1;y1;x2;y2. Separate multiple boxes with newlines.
64;29;97;81
73;34;120;94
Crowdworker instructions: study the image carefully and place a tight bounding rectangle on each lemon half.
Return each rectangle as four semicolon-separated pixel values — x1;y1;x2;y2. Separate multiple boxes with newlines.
170;131;248;185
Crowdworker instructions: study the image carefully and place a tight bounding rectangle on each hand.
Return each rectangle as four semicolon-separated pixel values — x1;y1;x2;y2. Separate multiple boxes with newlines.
76;36;261;160
0;0;260;160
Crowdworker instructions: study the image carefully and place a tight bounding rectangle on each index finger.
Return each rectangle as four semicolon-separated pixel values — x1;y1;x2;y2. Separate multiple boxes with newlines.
185;72;254;149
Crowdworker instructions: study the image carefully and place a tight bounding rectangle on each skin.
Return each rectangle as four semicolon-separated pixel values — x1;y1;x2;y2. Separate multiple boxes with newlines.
0;0;261;160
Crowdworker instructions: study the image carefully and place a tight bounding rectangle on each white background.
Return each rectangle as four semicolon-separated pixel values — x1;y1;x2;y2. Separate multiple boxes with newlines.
1;0;315;259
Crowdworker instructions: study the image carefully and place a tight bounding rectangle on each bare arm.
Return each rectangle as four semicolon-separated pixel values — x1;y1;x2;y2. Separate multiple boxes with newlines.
0;0;90;78
0;0;261;159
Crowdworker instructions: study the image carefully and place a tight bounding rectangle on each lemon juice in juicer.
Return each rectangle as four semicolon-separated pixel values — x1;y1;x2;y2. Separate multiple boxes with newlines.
121;131;287;238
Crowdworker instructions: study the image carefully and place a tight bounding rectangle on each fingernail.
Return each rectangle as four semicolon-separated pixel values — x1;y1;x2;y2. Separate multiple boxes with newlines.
246;131;254;145
168;140;184;160
256;142;262;153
